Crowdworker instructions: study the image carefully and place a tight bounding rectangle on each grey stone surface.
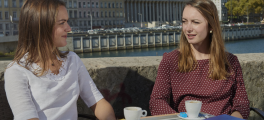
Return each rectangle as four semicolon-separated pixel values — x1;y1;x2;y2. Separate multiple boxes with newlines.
0;53;264;119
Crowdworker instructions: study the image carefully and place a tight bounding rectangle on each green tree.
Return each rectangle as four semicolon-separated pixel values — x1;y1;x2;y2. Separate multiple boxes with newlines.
225;0;264;16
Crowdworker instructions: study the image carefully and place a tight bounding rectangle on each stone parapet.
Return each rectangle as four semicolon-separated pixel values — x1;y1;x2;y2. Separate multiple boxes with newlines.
0;53;264;120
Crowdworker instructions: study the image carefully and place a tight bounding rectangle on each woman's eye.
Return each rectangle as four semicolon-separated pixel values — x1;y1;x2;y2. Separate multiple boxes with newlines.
59;22;65;25
193;22;199;24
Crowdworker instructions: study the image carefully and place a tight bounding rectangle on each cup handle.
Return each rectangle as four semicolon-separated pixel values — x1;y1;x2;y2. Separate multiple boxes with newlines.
141;110;147;117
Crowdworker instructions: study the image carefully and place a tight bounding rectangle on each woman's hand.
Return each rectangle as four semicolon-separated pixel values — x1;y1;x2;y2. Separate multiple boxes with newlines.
231;111;243;119
90;98;116;120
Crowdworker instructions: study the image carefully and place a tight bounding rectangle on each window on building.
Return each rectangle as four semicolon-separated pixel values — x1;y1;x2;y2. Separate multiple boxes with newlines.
74;1;77;8
105;11;107;17
96;2;98;8
6;24;9;30
109;21;111;25
88;12;90;17
92;12;94;17
109;11;111;17
105;21;107;25
96;12;98;17
92;2;94;8
79;11;81;18
83;2;86;8
0;12;2;19
12;0;16;7
113;12;115;17
108;3;111;8
120;11;123;17
120;3;122;8
5;11;8;19
116;21;119;25
88;21;90;25
0;0;2;7
101;11;103;17
69;1;72;8
74;11;77;18
101;2;103;8
87;2;90;8
0;24;2;30
105;2;107;8
116;3;118;8
101;21;104;25
79;2;81;8
116;12;119;17
84;12;86;18
79;21;82;26
112;3;114;8
14;23;17;29
19;0;23;7
4;0;8;7
84;21;87;26
13;12;16;19
69;11;72;18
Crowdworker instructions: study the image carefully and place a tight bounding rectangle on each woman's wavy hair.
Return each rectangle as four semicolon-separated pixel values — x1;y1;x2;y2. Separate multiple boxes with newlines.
178;0;231;80
13;0;68;76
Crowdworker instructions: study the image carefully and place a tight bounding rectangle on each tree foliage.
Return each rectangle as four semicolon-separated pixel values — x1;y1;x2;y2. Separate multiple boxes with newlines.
225;0;264;16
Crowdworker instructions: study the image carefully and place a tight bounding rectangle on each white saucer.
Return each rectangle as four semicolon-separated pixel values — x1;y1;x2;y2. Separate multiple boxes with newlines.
177;114;205;120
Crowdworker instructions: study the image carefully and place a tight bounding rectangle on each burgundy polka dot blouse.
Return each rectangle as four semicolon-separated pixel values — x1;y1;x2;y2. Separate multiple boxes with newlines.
149;50;250;119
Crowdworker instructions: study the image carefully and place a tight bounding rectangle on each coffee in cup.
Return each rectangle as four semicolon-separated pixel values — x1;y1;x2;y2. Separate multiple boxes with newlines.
124;107;147;120
185;100;202;118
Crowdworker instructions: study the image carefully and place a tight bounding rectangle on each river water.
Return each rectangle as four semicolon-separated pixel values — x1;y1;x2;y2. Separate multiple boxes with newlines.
77;38;264;58
0;38;263;60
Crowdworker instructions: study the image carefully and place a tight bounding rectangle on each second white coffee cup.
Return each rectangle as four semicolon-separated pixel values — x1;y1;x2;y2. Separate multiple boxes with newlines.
124;107;147;120
185;100;202;118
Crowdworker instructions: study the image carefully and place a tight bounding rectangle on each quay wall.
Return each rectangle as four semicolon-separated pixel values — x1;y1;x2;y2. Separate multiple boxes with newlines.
0;53;264;120
0;25;264;53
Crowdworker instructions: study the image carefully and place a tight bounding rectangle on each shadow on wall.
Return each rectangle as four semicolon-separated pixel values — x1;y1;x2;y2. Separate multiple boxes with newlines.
77;66;157;119
0;72;13;120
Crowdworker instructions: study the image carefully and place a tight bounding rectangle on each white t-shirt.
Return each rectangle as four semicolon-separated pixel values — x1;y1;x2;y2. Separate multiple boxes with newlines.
4;52;103;120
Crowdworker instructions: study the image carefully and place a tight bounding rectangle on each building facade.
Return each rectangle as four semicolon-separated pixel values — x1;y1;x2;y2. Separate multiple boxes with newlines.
211;0;228;23
124;0;186;25
63;0;125;30
0;0;23;36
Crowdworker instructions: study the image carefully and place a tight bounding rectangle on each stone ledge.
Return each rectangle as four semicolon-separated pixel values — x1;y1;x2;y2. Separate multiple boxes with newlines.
0;53;264;120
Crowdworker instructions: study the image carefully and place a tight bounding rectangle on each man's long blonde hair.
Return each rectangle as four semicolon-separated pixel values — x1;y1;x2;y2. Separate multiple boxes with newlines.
178;0;231;80
12;0;68;76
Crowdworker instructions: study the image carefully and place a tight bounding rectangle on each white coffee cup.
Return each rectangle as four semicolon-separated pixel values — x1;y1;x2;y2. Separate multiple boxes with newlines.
124;107;147;120
185;100;202;118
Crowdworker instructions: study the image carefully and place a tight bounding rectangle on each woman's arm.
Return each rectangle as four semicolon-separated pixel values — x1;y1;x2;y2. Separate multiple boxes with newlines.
28;118;39;120
90;99;116;120
149;53;176;115
231;111;243;119
75;53;116;119
230;56;250;119
5;65;39;120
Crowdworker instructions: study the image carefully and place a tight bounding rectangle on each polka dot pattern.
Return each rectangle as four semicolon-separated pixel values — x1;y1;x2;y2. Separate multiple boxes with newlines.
149;50;250;119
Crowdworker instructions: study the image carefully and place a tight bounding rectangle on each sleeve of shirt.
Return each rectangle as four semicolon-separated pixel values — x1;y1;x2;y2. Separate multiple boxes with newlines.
149;53;176;115
76;55;104;108
231;56;250;119
4;65;39;120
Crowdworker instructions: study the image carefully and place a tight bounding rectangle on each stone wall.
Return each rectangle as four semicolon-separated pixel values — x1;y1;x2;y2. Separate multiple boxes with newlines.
0;53;264;120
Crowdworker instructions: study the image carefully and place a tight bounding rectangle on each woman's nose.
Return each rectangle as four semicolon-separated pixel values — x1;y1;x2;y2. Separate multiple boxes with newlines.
185;23;193;32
